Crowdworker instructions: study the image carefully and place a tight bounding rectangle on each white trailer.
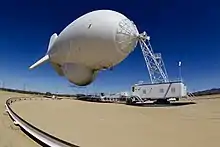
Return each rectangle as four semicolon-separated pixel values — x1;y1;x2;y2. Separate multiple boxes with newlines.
130;81;187;103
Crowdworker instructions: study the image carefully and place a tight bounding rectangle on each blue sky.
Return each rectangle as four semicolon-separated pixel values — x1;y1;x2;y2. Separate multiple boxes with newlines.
0;0;220;94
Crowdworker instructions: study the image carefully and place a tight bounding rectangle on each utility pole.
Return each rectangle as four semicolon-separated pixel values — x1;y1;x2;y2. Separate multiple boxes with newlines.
2;81;5;88
23;83;26;91
178;61;182;82
55;87;58;95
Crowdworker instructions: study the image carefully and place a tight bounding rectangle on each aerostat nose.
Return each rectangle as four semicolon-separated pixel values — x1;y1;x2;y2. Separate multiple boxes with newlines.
115;18;139;55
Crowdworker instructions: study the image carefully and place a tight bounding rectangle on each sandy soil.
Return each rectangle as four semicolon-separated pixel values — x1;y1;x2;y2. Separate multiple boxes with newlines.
11;96;220;147
0;90;40;147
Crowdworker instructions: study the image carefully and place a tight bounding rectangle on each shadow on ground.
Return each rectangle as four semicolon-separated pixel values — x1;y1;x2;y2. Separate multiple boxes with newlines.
128;101;196;108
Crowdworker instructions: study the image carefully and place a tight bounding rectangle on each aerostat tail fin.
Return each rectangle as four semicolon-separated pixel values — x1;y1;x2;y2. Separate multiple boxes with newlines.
29;33;58;70
29;55;49;70
47;33;58;53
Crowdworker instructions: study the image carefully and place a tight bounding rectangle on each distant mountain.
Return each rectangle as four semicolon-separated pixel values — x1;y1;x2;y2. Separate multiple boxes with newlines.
192;88;220;96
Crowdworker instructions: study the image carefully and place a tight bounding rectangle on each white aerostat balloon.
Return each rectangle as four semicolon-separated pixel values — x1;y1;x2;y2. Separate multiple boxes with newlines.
29;10;139;86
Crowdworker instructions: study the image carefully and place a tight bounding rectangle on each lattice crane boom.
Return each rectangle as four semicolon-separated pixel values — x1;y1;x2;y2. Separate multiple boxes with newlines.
138;32;169;84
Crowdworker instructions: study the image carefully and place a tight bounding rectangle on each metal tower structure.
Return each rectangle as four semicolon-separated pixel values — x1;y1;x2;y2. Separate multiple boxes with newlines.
138;32;169;84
